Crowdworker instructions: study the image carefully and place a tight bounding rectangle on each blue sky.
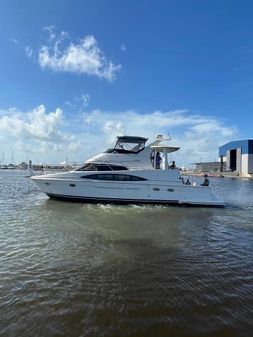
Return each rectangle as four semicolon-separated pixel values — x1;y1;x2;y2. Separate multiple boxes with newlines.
0;0;253;165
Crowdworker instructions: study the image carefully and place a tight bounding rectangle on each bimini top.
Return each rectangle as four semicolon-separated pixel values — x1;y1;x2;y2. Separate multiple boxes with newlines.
117;135;148;142
105;135;149;154
150;144;180;153
150;137;180;153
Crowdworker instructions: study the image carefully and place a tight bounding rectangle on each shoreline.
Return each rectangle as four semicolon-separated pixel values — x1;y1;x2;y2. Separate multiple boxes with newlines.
182;171;253;179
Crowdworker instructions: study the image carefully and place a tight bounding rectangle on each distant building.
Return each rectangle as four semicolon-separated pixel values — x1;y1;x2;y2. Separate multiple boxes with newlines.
194;161;223;172
19;162;28;170
219;139;253;176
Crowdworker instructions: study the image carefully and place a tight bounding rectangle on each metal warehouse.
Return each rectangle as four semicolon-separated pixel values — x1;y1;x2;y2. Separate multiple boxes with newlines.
219;139;253;176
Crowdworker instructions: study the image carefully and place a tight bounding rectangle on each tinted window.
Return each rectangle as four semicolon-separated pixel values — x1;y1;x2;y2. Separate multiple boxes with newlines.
75;163;100;171
99;174;113;180
82;174;147;181
81;174;114;180
130;176;145;181
110;165;128;171
113;174;128;181
75;163;128;171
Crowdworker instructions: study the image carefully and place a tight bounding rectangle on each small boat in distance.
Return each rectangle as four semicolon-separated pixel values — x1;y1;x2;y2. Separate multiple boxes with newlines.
31;135;225;207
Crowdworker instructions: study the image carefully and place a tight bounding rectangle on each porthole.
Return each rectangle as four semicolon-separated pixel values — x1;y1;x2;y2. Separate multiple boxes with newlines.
45;182;50;185
69;184;76;187
167;188;174;192
153;187;160;191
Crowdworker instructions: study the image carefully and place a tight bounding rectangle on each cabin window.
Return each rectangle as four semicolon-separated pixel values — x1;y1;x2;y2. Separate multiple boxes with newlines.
45;182;50;185
75;163;128;171
167;188;174;192
153;187;160;191
69;184;76;187
110;165;128;171
82;174;147;181
75;163;108;171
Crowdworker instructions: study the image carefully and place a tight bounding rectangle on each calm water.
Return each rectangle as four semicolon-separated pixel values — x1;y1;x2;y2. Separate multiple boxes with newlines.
0;170;253;337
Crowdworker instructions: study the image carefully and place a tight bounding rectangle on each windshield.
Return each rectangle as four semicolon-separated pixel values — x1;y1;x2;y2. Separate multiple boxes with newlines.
113;139;145;153
75;163;128;171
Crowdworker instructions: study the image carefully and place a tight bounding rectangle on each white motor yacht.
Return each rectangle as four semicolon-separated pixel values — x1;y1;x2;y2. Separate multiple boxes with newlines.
31;135;225;207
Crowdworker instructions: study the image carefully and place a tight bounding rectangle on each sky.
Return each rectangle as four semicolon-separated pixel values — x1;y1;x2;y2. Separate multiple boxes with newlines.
0;0;253;166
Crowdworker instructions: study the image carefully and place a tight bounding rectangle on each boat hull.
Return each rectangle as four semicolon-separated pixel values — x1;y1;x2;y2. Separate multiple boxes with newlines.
31;172;225;207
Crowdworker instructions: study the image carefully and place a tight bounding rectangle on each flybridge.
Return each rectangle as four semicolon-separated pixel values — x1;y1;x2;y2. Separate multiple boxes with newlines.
150;135;180;170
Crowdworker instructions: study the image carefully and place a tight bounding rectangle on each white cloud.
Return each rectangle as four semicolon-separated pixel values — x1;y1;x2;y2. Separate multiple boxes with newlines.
0;105;237;165
38;28;121;81
42;25;57;41
0;105;64;141
25;46;33;58
80;93;90;107
102;120;125;143
15;140;35;154
83;109;237;164
64;93;90;113
11;38;18;45
68;140;82;152
121;44;126;52
0;105;76;162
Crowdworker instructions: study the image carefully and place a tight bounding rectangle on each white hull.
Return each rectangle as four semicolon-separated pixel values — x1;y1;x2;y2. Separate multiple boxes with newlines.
31;170;225;207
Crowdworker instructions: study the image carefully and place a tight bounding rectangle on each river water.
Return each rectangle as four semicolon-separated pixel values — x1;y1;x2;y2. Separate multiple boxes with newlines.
0;170;253;337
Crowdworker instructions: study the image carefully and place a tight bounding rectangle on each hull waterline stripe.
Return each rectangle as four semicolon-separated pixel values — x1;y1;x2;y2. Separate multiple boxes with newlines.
46;193;224;207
